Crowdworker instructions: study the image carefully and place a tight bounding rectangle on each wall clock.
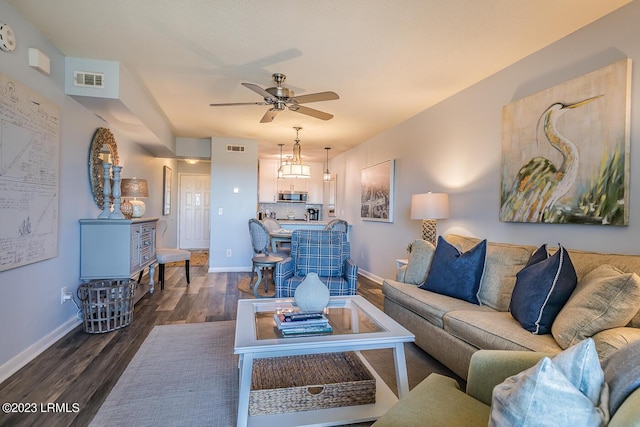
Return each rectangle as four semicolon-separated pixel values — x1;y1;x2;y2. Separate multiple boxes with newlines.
0;23;16;52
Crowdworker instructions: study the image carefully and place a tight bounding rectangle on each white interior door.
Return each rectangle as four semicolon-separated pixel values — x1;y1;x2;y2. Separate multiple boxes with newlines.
179;174;210;249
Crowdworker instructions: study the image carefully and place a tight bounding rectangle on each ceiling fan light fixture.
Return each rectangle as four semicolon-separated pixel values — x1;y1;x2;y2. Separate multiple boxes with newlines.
210;73;338;123
281;127;311;179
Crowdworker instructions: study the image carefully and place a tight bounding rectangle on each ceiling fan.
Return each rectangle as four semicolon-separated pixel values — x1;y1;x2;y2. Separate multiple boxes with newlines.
209;73;339;123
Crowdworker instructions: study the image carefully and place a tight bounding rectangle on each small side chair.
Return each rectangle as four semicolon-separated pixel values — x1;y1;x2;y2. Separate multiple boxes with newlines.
155;220;190;290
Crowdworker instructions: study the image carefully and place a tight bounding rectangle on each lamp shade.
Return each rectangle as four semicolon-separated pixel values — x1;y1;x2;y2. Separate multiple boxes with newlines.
410;192;450;219
281;127;311;179
120;178;148;218
279;163;311;178
121;178;149;198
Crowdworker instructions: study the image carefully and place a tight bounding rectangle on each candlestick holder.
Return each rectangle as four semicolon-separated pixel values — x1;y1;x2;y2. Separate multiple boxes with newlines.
109;165;125;219
97;163;112;219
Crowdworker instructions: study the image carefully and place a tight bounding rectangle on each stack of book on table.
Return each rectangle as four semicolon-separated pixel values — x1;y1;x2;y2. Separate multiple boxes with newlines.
274;311;333;336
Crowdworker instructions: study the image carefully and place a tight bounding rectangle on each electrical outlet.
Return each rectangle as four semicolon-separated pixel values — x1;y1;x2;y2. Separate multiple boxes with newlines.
60;287;73;304
226;249;232;257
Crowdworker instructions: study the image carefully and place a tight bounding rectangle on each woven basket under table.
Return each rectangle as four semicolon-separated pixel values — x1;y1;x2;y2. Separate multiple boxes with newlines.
249;351;376;416
77;279;137;334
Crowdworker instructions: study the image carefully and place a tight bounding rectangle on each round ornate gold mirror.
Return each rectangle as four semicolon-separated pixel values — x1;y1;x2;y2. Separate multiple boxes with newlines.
89;127;119;209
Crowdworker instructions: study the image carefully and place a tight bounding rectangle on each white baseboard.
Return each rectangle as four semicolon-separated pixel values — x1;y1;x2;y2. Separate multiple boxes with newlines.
358;269;383;285
0;316;81;384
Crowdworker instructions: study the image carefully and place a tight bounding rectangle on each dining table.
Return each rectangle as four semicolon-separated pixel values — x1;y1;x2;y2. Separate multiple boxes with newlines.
269;228;293;253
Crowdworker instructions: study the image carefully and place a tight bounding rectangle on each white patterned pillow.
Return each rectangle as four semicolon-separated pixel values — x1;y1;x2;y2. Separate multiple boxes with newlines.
490;338;609;427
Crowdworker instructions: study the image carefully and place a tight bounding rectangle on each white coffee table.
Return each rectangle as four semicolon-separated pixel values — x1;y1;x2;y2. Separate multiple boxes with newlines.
234;295;415;427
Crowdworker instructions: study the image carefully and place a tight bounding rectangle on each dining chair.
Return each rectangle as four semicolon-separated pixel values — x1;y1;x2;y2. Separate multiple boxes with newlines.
324;218;348;233
262;217;281;232
262;217;291;253
155;220;190;290
248;219;286;291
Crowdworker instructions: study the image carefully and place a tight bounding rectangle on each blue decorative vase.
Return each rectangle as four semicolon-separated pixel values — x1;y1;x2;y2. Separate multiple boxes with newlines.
294;273;330;312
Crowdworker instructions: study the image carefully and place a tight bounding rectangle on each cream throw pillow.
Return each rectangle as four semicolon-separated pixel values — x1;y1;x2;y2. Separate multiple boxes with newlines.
403;239;435;285
552;264;640;349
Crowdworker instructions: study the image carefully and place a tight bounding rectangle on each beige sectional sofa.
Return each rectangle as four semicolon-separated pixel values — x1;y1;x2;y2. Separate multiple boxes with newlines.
382;234;640;380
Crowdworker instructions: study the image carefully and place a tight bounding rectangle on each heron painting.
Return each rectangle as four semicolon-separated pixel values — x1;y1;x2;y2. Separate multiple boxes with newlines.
500;59;631;225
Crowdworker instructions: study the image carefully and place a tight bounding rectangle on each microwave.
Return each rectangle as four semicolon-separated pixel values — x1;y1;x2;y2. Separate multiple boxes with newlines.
278;191;308;203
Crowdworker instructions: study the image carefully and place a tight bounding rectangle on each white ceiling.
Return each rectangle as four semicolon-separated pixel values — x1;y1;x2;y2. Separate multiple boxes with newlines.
8;0;631;162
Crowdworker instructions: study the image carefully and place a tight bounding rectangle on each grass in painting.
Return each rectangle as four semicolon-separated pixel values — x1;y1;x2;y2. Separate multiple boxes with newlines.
546;146;626;225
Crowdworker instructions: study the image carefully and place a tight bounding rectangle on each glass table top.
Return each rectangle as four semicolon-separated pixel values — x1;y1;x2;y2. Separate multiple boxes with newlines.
253;298;386;340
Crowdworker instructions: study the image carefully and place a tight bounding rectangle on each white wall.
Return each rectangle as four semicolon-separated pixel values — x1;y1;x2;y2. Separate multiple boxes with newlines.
209;137;258;272
0;1;175;380
334;1;640;283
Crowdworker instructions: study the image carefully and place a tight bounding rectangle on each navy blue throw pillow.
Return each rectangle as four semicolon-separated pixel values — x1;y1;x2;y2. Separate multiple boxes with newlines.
510;244;577;335
419;236;486;304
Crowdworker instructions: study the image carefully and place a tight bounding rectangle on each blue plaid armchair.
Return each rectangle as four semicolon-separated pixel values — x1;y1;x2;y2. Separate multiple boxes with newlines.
274;230;358;297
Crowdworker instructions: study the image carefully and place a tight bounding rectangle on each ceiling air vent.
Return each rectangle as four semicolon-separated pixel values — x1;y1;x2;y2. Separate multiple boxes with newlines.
226;144;245;153
73;71;105;88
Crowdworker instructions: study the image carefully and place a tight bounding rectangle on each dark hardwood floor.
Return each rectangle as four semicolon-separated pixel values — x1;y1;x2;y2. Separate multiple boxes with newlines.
0;265;455;427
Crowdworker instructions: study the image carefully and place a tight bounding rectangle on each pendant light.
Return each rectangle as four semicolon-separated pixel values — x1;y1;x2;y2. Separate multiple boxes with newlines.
277;143;284;179
323;147;332;182
280;127;311;179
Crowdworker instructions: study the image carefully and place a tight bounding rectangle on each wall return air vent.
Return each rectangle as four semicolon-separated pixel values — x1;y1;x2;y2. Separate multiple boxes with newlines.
226;144;245;153
73;71;105;88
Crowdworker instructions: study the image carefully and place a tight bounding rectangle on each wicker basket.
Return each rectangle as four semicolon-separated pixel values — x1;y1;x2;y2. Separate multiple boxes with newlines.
78;279;137;334
249;351;376;415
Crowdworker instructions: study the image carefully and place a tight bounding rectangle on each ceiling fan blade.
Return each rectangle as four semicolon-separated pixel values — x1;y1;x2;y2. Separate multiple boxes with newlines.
242;82;275;100
292;91;339;104
290;105;334;121
260;108;280;123
209;102;266;107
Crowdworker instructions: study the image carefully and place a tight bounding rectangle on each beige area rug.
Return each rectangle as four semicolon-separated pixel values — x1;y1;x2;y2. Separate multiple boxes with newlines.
165;250;208;267
237;275;277;298
90;321;238;427
91;321;455;426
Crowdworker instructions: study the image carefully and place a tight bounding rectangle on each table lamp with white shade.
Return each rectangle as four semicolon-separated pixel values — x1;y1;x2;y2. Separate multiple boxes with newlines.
121;178;149;218
410;192;450;246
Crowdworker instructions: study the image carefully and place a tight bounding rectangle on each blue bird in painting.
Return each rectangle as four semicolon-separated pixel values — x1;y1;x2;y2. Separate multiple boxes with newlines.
500;95;602;222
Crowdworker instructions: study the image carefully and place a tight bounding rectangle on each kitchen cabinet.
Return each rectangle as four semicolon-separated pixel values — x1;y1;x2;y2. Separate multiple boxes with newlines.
259;160;323;203
307;162;324;203
277;176;308;193
258;159;279;203
79;218;158;291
